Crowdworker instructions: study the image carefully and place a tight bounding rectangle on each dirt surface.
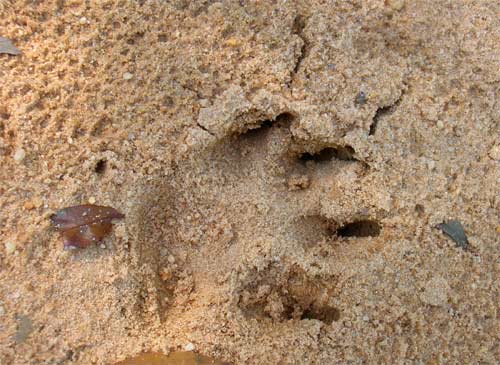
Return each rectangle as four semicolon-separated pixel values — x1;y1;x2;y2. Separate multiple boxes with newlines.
1;1;499;364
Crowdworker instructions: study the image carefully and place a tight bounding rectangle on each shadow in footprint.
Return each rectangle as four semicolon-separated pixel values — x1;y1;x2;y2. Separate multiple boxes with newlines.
298;145;357;163
301;305;341;324
238;112;295;141
337;219;381;238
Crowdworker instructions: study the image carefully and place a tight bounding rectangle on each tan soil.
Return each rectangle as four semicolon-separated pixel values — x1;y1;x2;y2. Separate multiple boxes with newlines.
0;1;499;364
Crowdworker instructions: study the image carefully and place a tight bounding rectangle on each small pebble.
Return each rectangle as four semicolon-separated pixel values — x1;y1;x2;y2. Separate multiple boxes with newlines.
167;255;176;264
225;38;241;47
79;17;87;24
13;148;26;162
355;91;367;106
436;120;444;129
0;303;5;316
199;99;210;107
88;196;96;204
437;220;469;250
420;276;450;306
32;197;43;208
288;174;310;191
5;241;16;254
24;201;35;210
159;268;173;281
387;0;405;11
123;72;134;80
184;342;196;351
488;144;500;161
100;243;106;249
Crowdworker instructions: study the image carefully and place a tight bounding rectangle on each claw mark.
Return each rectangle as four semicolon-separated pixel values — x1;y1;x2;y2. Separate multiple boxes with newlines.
196;122;215;137
337;219;381;238
369;92;404;136
301;305;340;324
298;145;358;163
237;112;294;140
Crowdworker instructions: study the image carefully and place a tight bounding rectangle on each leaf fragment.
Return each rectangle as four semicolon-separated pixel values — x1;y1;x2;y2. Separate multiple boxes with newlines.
436;220;469;250
14;315;33;343
50;204;124;249
115;351;232;365
0;37;21;55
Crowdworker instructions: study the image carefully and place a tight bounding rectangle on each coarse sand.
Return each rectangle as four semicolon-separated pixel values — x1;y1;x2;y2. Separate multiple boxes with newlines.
0;1;499;364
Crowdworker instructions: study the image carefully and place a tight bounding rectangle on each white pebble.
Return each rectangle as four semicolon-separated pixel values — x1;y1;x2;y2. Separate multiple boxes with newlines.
79;17;87;24
488;144;500;161
387;0;405;11
436;120;444;129
420;276;450;306
184;342;195;351
100;244;106;249
13;148;26;162
5;242;16;254
167;255;176;264
88;197;96;204
123;72;134;80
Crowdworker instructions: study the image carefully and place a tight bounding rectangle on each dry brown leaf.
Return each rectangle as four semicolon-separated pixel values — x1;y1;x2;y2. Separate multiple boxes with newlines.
50;204;124;249
115;351;232;365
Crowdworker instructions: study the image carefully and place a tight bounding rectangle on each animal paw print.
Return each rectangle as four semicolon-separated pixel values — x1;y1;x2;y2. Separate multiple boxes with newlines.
133;88;386;326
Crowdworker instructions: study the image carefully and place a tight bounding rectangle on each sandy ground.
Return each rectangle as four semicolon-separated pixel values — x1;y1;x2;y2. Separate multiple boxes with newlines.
0;0;499;364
